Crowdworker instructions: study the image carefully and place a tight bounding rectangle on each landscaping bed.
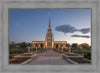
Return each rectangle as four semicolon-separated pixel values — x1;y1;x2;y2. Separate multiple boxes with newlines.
9;53;22;59
9;49;28;54
69;58;91;64
66;53;78;56
9;53;38;64
20;53;34;56
65;53;83;58
63;53;91;64
72;49;91;53
9;57;30;64
14;53;36;59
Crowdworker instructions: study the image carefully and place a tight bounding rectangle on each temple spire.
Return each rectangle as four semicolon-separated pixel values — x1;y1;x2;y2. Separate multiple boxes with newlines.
49;12;51;27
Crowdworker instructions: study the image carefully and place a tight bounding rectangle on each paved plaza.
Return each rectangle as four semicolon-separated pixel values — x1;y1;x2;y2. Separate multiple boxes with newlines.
28;50;71;64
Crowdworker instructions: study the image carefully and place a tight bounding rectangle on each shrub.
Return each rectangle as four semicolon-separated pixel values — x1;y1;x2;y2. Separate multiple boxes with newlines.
33;48;36;51
63;48;69;52
9;54;14;59
84;52;91;60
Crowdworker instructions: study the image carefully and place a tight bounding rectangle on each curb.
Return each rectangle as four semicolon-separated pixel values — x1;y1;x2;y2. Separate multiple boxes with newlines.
21;58;32;64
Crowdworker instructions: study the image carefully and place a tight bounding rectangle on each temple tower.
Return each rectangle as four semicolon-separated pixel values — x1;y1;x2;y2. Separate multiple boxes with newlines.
45;12;54;49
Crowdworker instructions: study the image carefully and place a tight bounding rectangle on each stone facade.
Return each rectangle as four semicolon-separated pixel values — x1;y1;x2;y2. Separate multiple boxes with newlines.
32;12;67;49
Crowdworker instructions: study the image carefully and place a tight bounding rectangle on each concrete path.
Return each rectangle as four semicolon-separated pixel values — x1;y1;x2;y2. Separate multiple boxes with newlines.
28;50;71;65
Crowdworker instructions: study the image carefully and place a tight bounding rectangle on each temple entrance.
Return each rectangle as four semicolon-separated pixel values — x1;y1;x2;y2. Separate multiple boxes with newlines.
47;46;52;49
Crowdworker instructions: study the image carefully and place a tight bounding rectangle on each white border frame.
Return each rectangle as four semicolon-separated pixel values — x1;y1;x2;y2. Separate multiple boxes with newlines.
0;0;100;73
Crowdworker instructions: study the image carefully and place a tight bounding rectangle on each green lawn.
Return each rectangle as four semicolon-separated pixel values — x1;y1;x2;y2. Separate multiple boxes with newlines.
72;49;91;53
9;48;28;54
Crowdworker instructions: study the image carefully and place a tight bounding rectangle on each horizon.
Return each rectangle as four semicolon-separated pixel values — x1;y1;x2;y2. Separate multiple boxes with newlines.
9;9;91;45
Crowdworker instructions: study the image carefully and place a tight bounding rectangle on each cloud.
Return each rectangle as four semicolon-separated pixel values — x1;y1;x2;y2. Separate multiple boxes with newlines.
71;34;90;38
55;24;90;34
55;24;78;33
79;28;90;34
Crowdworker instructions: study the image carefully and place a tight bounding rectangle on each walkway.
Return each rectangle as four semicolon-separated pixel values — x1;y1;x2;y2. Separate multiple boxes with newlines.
28;50;71;64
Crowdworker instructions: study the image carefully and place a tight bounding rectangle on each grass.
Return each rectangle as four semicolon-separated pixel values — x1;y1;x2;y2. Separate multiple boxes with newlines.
72;49;91;53
9;48;28;54
71;49;91;60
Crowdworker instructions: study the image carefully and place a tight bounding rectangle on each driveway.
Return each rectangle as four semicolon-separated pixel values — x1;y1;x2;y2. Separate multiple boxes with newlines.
28;50;71;65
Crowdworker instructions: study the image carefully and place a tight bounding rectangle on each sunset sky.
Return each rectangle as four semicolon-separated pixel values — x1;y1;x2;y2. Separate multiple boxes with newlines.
9;9;91;45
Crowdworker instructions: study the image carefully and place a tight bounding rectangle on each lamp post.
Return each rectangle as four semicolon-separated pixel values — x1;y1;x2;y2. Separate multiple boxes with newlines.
68;47;71;54
61;47;63;52
31;46;33;52
36;46;37;52
28;46;30;53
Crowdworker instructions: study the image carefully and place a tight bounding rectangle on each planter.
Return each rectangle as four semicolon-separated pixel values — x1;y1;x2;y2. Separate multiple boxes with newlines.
65;53;84;59
66;58;78;64
14;53;35;59
21;54;38;64
69;58;91;64
10;53;38;64
9;57;30;64
63;54;78;64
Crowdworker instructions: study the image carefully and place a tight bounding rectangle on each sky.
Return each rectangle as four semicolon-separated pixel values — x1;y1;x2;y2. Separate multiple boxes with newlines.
9;9;91;45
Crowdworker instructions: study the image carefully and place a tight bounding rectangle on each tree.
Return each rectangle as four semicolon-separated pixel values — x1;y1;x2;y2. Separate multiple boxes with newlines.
35;44;38;48
35;44;38;52
89;46;91;50
66;43;71;52
61;45;63;48
79;43;89;50
11;41;15;45
56;44;58;49
84;52;91;60
40;43;43;50
71;43;78;49
28;43;31;46
9;41;15;49
60;45;63;51
77;45;82;51
20;42;27;48
55;44;59;52
66;43;70;48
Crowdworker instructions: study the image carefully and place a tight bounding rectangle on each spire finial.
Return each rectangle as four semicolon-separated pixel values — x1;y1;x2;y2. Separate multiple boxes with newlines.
49;12;51;27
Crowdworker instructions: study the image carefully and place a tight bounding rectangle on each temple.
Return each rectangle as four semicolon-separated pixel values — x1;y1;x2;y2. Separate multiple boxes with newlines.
32;12;67;49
